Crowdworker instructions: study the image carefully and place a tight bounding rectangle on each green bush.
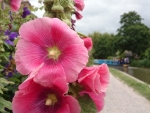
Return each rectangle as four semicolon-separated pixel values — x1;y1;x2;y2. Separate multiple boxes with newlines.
130;59;150;68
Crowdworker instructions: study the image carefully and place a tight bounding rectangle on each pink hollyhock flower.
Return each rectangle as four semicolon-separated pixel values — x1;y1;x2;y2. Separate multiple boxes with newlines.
78;63;110;94
15;17;88;86
1;0;21;12
79;91;105;112
12;78;81;113
74;0;84;11
10;0;21;12
82;37;93;51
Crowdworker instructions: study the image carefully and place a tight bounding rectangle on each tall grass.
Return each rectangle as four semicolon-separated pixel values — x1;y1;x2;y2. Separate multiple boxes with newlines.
109;68;150;101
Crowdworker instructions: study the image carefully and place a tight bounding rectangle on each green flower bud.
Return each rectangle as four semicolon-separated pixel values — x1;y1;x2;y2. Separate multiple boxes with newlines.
43;12;55;18
61;14;71;26
51;0;64;12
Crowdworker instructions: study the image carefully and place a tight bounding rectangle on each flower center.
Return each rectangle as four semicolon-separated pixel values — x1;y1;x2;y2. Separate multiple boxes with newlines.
45;94;58;106
47;46;61;60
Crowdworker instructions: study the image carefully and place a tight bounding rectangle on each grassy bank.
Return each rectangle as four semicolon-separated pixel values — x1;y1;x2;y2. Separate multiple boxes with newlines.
109;68;150;101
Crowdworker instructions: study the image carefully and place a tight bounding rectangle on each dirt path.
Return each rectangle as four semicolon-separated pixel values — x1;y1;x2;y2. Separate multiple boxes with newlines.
101;74;150;113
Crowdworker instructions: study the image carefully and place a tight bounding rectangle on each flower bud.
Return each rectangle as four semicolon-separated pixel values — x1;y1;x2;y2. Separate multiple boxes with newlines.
51;0;64;12
61;14;71;26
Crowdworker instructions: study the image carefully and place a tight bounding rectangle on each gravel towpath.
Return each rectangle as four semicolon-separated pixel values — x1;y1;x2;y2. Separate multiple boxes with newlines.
101;74;150;113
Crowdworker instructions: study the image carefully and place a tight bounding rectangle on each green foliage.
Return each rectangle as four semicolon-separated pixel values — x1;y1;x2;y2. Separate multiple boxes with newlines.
89;32;116;59
144;47;150;59
0;97;12;113
130;59;150;68
68;83;97;113
0;78;14;112
116;11;150;58
0;78;14;94
78;94;97;113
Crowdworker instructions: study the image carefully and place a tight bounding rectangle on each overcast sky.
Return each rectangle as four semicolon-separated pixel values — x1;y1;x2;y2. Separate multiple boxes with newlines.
30;0;150;35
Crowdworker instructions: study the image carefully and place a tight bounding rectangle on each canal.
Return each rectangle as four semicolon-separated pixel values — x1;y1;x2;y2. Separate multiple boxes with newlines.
109;66;150;85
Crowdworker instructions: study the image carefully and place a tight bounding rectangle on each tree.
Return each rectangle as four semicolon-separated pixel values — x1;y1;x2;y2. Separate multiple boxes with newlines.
116;11;150;58
89;32;116;59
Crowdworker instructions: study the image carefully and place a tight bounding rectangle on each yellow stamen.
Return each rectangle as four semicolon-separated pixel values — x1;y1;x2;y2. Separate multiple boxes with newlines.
45;94;58;106
47;46;61;60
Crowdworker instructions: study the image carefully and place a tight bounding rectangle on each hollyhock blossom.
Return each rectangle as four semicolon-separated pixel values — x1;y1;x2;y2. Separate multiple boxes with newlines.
82;37;93;51
12;77;81;113
1;0;21;12
74;0;84;11
15;17;88;86
78;63;110;94
79;91;105;112
9;0;21;12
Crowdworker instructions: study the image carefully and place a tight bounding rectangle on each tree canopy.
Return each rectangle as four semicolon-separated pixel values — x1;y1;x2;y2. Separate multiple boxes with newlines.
89;32;116;59
116;11;150;57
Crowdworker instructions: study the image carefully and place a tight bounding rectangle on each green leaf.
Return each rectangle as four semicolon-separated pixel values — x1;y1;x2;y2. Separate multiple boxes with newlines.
0;97;12;112
78;94;97;113
0;78;14;85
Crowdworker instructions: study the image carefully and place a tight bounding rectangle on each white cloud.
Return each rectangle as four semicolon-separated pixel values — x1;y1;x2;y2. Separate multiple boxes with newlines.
75;0;150;35
29;0;150;35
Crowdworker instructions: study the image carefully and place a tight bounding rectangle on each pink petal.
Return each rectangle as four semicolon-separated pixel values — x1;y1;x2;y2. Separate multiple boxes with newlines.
79;91;105;112
34;62;67;87
78;67;98;93
56;104;70;113
82;37;93;51
78;64;110;93
15;38;46;75
10;0;21;12
12;83;44;113
50;18;84;49
61;44;88;82
52;77;69;94
74;0;84;11
19;17;54;46
99;64;110;92
64;96;81;113
19;63;44;90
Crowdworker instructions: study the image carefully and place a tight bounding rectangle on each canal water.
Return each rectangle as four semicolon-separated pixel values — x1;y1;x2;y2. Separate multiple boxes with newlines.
110;66;150;85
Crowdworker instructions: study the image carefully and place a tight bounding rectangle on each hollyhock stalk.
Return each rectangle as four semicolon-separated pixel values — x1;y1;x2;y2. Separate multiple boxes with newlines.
12;0;110;112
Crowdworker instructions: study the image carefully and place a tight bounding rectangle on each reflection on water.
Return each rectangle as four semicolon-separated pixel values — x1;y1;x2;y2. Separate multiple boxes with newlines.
110;66;150;85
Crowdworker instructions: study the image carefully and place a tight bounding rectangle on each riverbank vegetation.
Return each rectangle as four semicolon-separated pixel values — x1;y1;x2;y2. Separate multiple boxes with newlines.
89;11;150;68
130;59;150;68
109;68;150;101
